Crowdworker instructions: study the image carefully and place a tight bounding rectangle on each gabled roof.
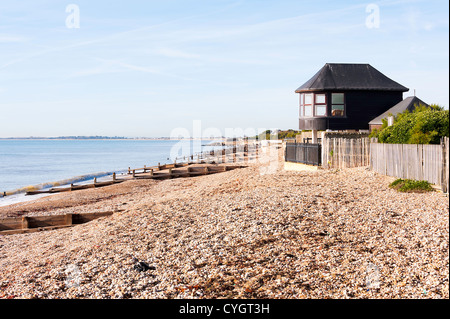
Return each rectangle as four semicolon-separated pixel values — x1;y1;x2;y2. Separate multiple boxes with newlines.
369;96;429;125
295;63;409;93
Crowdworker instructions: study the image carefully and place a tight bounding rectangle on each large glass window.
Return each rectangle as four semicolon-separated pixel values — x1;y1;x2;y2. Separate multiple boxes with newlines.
331;93;345;117
299;93;333;117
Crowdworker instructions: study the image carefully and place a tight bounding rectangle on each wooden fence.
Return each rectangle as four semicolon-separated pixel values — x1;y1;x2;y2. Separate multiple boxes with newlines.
321;135;370;169
370;137;449;193
318;133;448;193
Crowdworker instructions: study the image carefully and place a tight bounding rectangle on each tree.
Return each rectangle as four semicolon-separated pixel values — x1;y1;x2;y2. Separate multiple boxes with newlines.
370;103;449;144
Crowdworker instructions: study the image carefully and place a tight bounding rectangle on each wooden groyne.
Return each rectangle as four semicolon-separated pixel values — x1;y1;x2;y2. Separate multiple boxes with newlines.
22;164;245;196
25;176;125;196
128;163;244;179
19;142;259;197
0;211;117;235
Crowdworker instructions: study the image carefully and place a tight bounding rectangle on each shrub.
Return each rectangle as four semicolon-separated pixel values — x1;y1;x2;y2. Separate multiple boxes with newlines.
389;178;434;193
372;103;449;144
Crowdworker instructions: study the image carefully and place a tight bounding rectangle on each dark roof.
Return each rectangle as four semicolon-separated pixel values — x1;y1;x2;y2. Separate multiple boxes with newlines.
295;63;409;93
369;96;429;125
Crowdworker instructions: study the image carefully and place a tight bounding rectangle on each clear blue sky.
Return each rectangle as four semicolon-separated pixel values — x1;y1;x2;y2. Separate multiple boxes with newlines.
0;0;448;137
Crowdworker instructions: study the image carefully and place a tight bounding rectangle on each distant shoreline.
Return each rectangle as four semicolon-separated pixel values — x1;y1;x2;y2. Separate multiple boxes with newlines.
0;137;226;140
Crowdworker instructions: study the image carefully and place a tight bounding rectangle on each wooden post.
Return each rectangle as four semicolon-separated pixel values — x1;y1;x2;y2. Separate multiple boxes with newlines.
65;213;72;226
444;137;450;194
311;130;318;144
150;168;153;176
113;173;116;181
441;137;448;193
244;143;248;162
22;216;29;229
70;184;74;191
132;170;135;177
128;167;131;174
94;177;97;184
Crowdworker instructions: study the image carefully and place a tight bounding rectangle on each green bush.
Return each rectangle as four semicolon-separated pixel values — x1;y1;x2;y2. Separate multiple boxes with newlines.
389;178;434;193
372;104;449;144
389;178;405;188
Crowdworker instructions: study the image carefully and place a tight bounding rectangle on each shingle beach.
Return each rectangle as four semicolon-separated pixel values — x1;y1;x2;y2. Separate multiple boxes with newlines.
0;149;448;299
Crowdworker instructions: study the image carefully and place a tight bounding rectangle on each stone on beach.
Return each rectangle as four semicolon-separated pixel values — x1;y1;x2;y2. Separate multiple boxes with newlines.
0;148;448;299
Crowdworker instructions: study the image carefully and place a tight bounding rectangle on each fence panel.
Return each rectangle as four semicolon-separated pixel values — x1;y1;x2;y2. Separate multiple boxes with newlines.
370;140;448;192
422;144;441;185
287;136;449;193
285;143;321;166
322;136;369;169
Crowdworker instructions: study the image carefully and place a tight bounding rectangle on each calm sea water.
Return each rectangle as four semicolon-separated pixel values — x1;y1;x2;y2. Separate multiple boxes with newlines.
0;139;219;205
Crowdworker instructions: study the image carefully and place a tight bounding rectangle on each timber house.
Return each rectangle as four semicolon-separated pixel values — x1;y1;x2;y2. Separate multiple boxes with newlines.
295;63;409;135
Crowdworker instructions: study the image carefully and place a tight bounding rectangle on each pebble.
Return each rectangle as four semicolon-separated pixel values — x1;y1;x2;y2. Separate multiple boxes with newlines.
133;261;156;273
0;147;448;299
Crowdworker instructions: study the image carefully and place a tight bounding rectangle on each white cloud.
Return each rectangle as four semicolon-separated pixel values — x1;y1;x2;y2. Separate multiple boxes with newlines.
423;23;434;31
0;34;27;43
154;47;202;59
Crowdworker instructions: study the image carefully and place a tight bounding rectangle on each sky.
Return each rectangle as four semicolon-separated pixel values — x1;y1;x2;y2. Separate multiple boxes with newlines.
0;0;448;138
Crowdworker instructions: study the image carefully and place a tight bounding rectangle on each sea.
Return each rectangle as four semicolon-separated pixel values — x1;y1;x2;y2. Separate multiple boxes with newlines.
0;139;222;207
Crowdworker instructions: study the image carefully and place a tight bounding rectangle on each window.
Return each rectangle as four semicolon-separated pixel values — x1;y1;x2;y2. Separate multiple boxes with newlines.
315;94;326;104
299;95;304;117
302;93;313;117
315;105;327;116
331;93;345;116
304;105;313;117
299;93;330;117
314;93;327;117
304;94;313;105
